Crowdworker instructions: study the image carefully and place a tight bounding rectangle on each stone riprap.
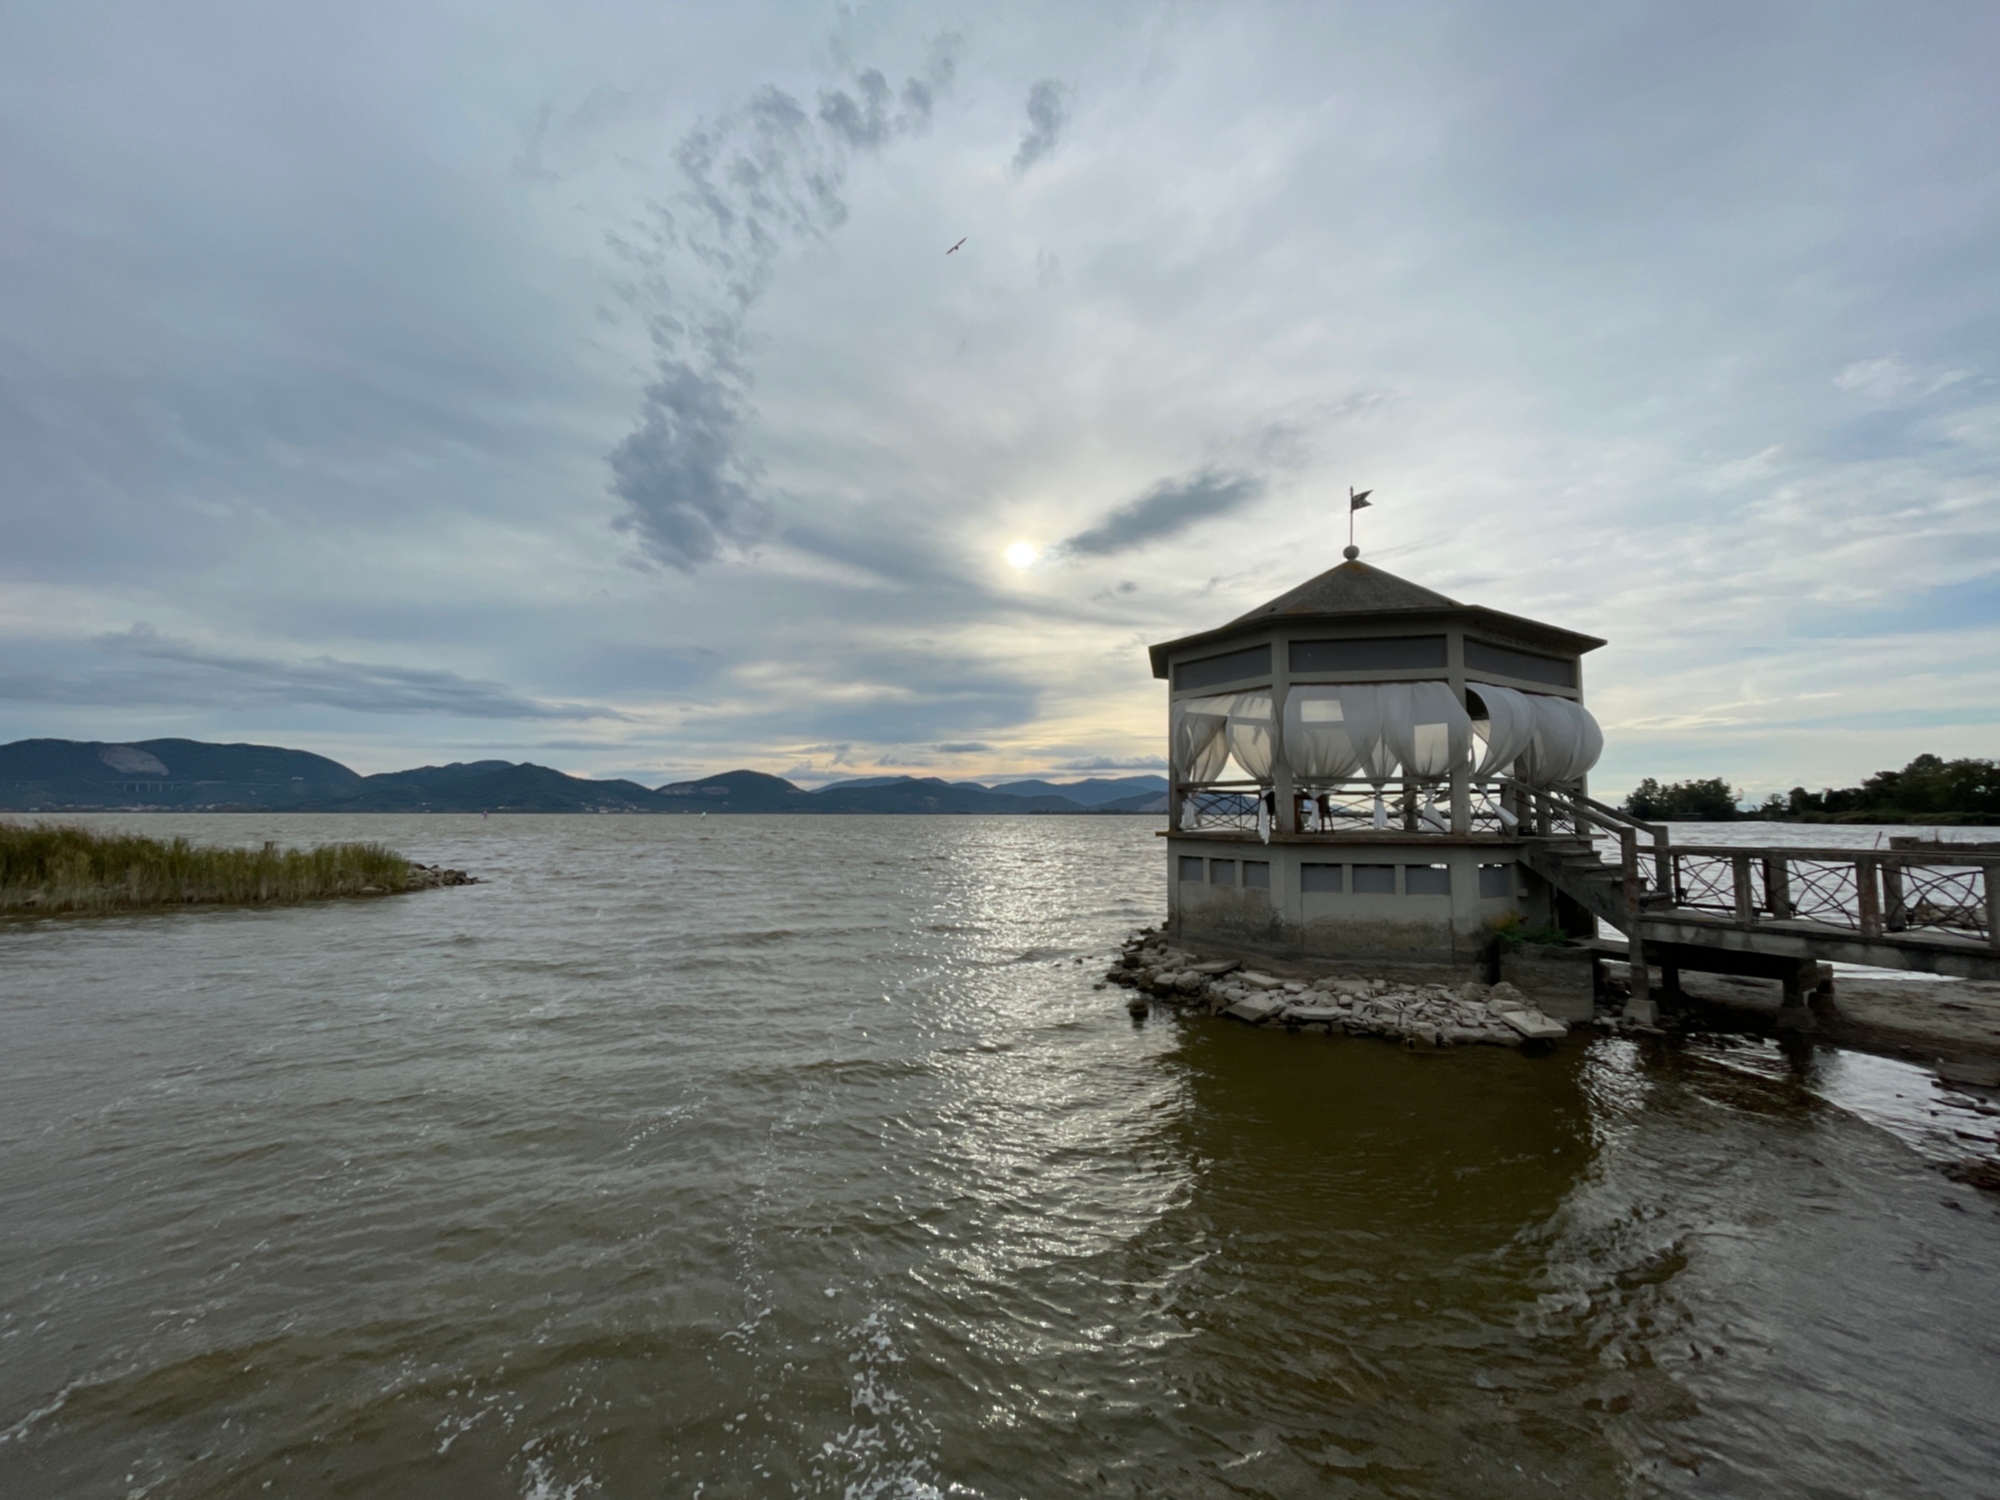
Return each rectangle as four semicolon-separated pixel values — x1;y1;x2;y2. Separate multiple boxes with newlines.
1106;928;1573;1047
405;863;478;889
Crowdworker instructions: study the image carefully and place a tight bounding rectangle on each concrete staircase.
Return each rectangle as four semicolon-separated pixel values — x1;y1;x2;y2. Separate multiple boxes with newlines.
1518;834;1672;934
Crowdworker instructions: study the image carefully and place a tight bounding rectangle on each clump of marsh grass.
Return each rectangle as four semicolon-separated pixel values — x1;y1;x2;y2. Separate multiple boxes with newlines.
0;822;420;915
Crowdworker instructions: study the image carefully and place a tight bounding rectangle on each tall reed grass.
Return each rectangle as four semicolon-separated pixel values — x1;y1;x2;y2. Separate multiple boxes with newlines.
0;822;417;914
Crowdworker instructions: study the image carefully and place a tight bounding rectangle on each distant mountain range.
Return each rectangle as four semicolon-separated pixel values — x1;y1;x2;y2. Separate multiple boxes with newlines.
0;738;1169;815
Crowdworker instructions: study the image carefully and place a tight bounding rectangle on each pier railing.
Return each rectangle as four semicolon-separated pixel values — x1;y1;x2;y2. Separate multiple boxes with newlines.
1518;787;2000;949
1659;845;2000;948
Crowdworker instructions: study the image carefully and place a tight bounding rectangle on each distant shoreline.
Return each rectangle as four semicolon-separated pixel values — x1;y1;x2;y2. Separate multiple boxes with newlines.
2;738;1170;817
0;812;1168;824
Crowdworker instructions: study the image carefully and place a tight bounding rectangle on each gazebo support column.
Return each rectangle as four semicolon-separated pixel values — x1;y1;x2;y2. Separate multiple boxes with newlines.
1623;935;1657;1024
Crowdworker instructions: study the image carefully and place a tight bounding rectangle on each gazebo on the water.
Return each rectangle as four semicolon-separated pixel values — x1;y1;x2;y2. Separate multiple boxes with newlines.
1148;549;1608;982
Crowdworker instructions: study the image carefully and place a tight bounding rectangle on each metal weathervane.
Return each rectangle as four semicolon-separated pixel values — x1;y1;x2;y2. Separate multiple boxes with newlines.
1345;486;1373;560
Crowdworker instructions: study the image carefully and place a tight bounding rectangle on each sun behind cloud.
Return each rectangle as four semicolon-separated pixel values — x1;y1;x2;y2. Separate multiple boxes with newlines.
1004;541;1038;569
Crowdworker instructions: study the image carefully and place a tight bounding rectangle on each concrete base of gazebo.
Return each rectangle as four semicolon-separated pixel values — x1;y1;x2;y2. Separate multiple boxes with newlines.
1165;833;1563;980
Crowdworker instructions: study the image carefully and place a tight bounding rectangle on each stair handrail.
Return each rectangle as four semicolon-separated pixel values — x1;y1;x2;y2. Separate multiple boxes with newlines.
1501;780;1669;918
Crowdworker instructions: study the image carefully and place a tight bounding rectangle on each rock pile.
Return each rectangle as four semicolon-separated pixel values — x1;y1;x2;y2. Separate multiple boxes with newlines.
406;863;478;889
1106;929;1570;1047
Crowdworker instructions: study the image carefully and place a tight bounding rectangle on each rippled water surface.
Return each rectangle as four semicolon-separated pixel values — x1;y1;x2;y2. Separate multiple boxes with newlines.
3;814;1999;1498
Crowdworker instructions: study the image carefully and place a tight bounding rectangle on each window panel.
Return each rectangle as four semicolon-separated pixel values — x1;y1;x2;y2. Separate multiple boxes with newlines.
1174;645;1272;691
1406;864;1451;896
1463;639;1575;688
1289;635;1448;673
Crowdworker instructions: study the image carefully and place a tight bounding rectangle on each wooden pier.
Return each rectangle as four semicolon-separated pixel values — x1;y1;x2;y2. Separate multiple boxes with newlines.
1516;787;2000;1016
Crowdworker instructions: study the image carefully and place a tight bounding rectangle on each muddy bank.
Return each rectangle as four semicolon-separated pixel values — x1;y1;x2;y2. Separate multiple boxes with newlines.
1634;964;2000;1069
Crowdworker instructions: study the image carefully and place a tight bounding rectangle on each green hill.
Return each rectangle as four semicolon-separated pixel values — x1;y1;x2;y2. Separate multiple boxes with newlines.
0;740;1165;815
0;737;361;810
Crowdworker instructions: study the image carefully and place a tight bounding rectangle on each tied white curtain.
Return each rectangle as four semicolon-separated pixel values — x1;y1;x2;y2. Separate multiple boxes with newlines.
1225;692;1276;782
1509;693;1604;787
1380;681;1471;782
1347;687;1399;788
1468;682;1541;780
1282;685;1375;781
1171;694;1234;783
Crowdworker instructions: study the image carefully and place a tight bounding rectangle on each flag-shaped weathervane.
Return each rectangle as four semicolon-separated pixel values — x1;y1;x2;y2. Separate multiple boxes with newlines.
1345;486;1374;559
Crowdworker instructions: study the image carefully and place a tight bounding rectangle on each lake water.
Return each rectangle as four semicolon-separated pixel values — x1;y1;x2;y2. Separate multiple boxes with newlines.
2;814;1998;1498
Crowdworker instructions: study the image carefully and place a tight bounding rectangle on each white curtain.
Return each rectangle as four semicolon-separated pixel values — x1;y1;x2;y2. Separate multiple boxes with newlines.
1381;681;1471;782
1171;695;1234;783
1281;685;1374;782
1509;693;1604;786
1352;688;1400;787
1225;692;1276;782
1576;704;1604;781
1468;682;1541;780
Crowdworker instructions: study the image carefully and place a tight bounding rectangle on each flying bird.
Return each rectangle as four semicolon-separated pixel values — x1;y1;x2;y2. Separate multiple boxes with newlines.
946;237;966;254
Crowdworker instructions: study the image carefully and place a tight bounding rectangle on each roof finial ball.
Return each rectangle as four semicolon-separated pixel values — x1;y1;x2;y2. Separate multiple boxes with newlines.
1344;486;1372;564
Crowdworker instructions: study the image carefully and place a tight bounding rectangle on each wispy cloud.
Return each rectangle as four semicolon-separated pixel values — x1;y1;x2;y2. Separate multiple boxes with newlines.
1052;755;1169;771
1056;467;1267;557
0;628;620;722
1011;79;1071;173
1833;356;1975;408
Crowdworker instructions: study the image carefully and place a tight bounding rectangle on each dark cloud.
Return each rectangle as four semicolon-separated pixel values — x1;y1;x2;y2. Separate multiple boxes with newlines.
0;628;617;721
1056;467;1267;557
609;360;770;570
1012;79;1071;173
818;69;895;149
607;46;959;571
935;741;994;753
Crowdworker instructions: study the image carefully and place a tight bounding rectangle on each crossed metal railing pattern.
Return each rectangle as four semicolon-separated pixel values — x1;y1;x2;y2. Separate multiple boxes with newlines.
1182;784;1264;833
1662;846;1996;946
1518;788;2000;953
1175;778;1525;836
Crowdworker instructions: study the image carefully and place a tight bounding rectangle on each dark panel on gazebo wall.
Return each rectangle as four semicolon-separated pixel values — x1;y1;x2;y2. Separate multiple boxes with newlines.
1174;644;1272;691
1464;639;1576;688
1289;635;1448;674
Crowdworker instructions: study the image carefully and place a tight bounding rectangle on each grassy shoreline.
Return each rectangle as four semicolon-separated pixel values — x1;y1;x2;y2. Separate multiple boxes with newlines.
0;822;442;915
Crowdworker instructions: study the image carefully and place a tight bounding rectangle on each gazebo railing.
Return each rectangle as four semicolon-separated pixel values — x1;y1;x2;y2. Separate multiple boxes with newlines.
1181;781;1265;833
1175;778;1562;837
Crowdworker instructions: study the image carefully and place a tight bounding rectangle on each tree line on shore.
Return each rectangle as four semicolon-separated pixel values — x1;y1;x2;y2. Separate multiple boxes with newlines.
1622;754;2000;824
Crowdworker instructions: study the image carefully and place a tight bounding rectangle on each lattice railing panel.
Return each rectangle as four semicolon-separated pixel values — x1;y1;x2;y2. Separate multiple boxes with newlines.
1786;859;1862;930
1892;864;1989;941
1183;788;1261;833
1672;854;1740;914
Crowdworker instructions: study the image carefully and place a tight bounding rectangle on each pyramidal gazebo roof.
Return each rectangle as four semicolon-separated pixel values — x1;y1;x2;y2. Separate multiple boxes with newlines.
1148;557;1605;679
1221;558;1460;624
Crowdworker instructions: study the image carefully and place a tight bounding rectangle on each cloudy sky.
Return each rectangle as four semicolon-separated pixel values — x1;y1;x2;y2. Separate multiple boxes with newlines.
2;1;1995;796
